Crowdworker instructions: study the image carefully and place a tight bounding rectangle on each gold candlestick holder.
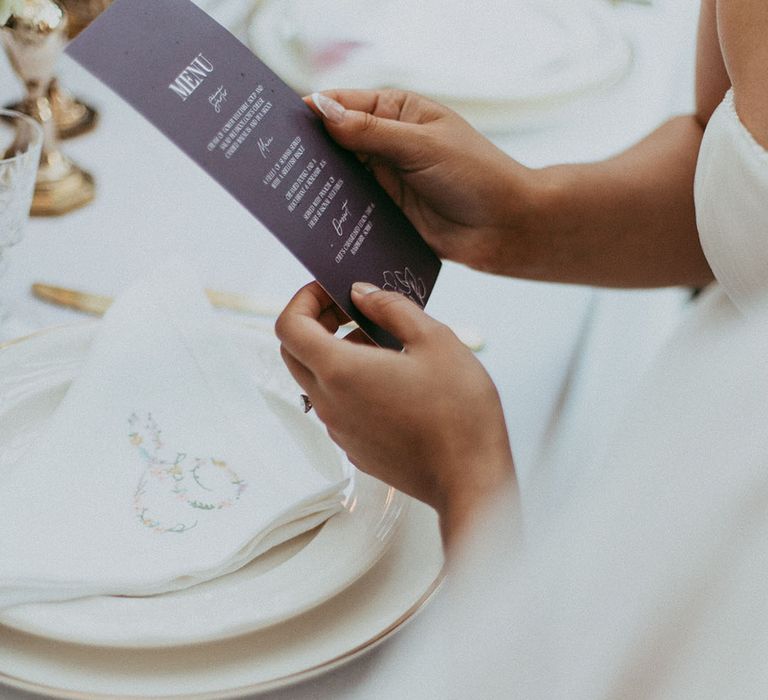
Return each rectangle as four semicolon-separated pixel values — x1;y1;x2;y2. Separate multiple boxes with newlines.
47;0;111;137
48;77;98;139
1;0;95;216
4;0;105;139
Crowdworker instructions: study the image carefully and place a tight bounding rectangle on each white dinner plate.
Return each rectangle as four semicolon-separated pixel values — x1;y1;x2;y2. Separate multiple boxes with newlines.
0;322;407;648
0;495;443;699
247;0;633;132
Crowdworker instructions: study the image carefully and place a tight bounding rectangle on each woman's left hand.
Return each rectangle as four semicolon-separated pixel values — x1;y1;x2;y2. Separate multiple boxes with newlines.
275;282;516;545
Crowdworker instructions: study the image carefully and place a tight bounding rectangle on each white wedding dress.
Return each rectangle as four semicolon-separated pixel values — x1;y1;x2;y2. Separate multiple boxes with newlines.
347;89;768;698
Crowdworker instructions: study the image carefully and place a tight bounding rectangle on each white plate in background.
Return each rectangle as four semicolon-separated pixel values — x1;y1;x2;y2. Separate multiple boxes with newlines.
248;0;633;132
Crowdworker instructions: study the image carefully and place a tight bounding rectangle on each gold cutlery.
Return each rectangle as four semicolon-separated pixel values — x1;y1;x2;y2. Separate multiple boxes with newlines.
32;282;283;317
31;283;486;352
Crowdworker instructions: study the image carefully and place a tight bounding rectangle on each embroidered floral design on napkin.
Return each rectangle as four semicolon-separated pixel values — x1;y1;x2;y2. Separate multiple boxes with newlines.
128;413;247;534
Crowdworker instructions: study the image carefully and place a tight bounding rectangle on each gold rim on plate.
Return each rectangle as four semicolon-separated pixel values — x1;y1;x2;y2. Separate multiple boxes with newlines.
0;324;446;699
0;320;95;351
0;576;444;700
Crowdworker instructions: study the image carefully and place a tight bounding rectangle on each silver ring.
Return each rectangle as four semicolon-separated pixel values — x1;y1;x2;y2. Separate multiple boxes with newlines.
300;394;313;414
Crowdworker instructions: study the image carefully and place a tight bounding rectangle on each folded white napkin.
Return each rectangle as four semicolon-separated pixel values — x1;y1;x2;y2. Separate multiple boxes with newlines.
0;266;347;610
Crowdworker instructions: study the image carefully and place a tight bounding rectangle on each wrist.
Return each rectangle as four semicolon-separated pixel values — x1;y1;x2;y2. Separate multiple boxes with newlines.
436;453;518;550
484;162;566;279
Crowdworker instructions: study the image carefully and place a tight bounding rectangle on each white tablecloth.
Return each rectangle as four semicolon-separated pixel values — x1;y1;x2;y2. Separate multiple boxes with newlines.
0;0;700;696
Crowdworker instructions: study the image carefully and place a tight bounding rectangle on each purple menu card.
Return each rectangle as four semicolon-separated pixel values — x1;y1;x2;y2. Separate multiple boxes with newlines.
66;0;440;349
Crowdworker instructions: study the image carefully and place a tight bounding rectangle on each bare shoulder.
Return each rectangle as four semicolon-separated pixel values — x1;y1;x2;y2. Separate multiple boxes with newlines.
717;0;768;145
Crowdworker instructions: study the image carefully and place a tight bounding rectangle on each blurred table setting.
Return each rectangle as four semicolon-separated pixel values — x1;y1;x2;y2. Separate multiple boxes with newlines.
0;0;700;697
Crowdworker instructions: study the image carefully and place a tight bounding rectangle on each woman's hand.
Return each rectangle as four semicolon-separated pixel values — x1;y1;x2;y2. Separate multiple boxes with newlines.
275;281;517;546
309;89;715;289
307;90;537;275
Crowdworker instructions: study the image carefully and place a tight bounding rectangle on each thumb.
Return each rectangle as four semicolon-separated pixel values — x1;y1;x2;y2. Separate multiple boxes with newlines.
310;92;418;165
351;283;440;346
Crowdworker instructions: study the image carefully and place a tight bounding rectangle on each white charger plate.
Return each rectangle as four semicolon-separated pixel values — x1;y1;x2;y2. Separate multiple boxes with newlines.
247;0;633;132
0;493;442;699
0;322;408;648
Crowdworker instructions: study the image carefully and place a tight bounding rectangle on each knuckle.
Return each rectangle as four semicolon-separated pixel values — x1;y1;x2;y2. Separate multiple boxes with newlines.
404;90;446;122
381;89;408;115
273;313;290;341
360;111;379;135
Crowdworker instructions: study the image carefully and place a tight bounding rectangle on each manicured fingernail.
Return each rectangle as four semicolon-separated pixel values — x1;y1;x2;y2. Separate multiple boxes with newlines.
352;282;380;296
312;92;346;124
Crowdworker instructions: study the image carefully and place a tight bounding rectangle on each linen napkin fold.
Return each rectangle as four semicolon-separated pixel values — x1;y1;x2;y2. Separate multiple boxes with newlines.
0;266;347;610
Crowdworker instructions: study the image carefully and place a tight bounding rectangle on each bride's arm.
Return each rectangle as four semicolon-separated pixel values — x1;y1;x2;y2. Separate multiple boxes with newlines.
524;0;729;290
716;0;768;147
306;3;728;290
696;0;731;123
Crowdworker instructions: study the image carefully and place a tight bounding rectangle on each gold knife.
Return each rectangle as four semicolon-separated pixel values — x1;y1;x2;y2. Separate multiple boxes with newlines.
31;282;486;351
32;282;283;318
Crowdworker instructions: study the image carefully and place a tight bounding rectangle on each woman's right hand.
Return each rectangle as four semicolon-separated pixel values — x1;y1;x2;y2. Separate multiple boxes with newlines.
276;281;518;548
308;90;539;275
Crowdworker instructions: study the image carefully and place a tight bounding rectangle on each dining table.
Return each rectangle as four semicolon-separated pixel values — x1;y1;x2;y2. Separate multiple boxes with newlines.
0;0;701;697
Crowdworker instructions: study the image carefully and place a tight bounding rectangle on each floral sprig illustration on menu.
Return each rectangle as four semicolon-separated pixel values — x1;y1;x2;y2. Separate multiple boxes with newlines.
383;268;428;306
67;0;441;350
